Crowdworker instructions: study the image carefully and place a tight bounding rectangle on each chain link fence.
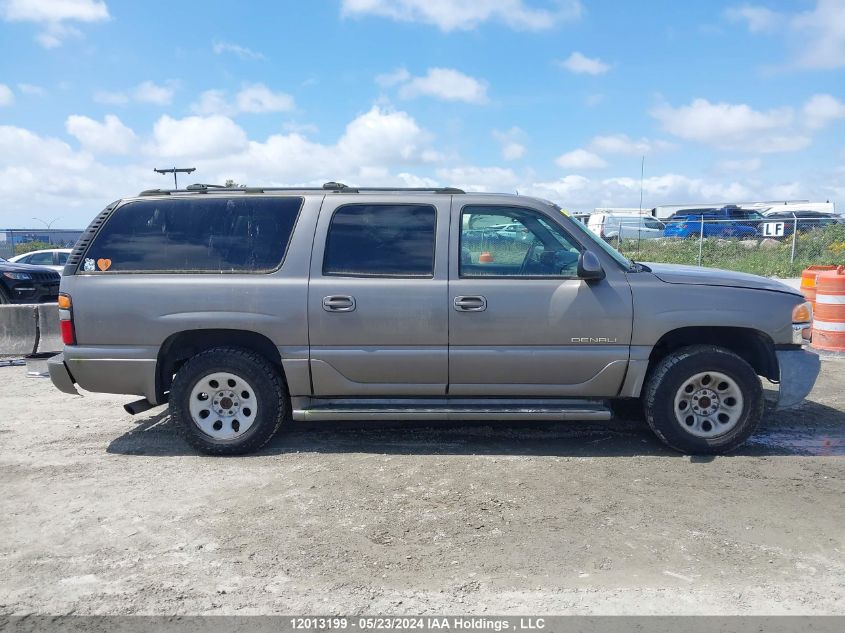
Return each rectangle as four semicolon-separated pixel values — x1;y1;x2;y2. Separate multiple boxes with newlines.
601;215;845;277
0;229;84;259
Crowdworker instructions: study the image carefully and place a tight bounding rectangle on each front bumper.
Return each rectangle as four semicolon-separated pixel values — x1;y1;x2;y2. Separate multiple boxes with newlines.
48;353;79;396
2;279;60;303
776;348;821;409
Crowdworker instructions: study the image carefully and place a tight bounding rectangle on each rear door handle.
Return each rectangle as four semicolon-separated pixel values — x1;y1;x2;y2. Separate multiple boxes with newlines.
322;295;356;312
454;295;487;312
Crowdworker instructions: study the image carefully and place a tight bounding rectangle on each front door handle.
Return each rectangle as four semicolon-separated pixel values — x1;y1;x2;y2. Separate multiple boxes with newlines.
322;295;356;312
454;295;487;312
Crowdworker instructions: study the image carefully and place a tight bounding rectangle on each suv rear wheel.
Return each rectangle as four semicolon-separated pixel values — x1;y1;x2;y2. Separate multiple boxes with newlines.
170;347;288;455
643;345;764;454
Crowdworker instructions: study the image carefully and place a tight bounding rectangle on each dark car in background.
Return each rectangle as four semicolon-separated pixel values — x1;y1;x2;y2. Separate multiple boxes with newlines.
0;258;61;304
664;206;763;239
757;211;844;239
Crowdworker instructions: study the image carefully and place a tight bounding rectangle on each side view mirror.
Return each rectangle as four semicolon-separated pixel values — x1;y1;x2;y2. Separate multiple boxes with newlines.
577;251;605;281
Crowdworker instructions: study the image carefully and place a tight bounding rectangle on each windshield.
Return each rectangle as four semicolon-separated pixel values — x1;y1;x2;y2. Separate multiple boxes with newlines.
557;207;632;269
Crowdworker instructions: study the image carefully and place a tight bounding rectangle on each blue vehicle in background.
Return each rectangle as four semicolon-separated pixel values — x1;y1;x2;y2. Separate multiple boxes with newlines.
664;206;763;239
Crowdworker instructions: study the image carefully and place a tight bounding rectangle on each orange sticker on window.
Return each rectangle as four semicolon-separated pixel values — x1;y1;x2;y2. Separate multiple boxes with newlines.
97;258;112;271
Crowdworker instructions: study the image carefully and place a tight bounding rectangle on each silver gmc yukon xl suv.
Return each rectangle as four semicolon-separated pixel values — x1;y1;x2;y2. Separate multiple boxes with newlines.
49;183;820;455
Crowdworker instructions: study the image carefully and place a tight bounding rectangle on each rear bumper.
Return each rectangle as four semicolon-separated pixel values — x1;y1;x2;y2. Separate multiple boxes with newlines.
49;345;160;403
776;348;821;409
48;353;79;395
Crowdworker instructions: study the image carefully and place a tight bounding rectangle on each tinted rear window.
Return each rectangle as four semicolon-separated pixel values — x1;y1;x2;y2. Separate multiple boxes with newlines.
84;197;302;273
323;204;436;277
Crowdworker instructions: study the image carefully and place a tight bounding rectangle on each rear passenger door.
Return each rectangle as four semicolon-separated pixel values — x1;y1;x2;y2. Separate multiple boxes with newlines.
307;196;450;396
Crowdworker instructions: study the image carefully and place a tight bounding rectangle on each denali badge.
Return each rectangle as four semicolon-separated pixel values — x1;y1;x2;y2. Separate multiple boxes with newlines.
571;337;618;343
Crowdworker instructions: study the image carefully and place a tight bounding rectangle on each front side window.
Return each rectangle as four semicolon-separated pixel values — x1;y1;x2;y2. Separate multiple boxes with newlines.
84;197;302;273
323;204;436;277
460;206;582;278
28;252;54;265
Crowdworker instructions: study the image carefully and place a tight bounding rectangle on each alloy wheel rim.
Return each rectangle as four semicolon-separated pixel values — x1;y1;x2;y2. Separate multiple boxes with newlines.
188;371;258;440
673;371;744;438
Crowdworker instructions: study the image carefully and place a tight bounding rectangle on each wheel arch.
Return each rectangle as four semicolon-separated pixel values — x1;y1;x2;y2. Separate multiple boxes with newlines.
647;326;778;382
156;329;285;402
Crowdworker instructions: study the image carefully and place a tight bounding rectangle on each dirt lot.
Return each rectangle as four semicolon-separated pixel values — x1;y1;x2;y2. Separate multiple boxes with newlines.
1;358;844;615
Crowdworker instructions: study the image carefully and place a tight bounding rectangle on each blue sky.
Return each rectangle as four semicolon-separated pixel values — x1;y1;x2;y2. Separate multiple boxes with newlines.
1;0;844;228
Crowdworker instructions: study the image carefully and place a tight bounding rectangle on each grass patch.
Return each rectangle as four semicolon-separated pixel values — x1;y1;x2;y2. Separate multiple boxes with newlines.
615;225;845;277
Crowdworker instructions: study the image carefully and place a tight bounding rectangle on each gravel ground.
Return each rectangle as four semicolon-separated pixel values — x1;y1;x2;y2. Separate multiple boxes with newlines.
1;358;843;615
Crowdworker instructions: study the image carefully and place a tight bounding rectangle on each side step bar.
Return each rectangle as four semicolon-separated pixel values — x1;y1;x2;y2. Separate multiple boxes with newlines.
291;398;612;422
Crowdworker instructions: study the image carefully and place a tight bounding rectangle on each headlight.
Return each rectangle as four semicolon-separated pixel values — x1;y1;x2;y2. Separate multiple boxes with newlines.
792;301;813;344
2;272;32;280
792;301;813;324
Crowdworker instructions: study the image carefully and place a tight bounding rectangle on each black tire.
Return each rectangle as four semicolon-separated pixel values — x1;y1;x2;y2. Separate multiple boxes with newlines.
169;347;288;455
0;285;10;304
643;345;764;454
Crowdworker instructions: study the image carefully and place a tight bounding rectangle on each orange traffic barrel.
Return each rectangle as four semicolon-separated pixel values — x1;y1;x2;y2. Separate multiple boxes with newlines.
812;265;845;352
801;265;837;308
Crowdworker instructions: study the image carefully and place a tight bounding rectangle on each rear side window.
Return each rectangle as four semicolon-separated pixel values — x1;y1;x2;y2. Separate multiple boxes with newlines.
84;197;302;273
323;204;436;277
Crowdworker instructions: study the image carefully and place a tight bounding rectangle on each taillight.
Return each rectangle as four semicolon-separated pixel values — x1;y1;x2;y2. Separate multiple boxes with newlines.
59;293;76;345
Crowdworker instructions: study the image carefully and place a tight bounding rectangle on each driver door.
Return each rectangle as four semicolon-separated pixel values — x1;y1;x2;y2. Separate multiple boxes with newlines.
448;201;633;397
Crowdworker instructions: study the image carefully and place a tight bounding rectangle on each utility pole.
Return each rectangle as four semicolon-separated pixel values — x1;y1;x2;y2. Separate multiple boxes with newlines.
154;167;196;189
32;217;59;229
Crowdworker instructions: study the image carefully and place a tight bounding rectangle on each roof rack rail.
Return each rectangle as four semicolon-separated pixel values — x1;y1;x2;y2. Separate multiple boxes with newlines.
138;182;466;196
185;183;228;191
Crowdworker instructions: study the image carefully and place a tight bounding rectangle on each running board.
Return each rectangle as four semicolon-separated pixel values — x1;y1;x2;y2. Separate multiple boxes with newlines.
291;398;612;422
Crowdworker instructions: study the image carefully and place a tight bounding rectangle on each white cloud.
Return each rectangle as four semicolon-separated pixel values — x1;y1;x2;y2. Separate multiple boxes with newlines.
555;149;607;170
792;0;845;69
65;114;136;154
652;98;811;153
0;83;13;106
435;166;521;192
133;80;175;105
191;89;231;116
392;67;488;104
191;84;295;116
0;124;149;225
94;81;177;106
492;127;526;160
375;67;411;87
236;83;295;113
144;106;439;186
724;5;780;32
525;173;758;211
558;52;611;75
1;0;109;48
588;134;673;155
17;83;45;95
212;41;265;60
727;1;845;70
803;93;845;130
340;0;582;31
93;90;128;105
149;115;249;159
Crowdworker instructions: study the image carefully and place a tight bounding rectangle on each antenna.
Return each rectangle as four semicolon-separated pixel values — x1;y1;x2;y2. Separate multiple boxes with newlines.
153;167;196;189
639;155;645;214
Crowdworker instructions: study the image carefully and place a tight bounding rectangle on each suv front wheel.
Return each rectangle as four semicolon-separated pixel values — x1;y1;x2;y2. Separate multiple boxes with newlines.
170;347;288;455
643;345;764;454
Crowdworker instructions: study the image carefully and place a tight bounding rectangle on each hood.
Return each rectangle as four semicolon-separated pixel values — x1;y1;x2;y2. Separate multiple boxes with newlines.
643;262;801;295
0;259;58;275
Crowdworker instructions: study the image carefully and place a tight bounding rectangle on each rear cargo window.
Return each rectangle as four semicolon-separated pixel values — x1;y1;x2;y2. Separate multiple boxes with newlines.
323;204;436;277
83;197;302;273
